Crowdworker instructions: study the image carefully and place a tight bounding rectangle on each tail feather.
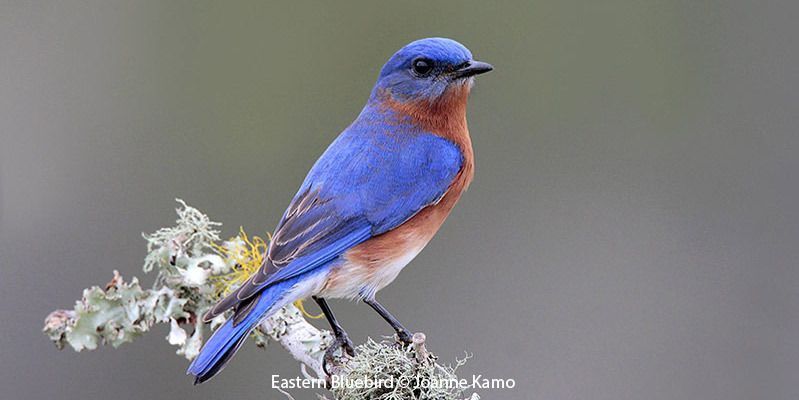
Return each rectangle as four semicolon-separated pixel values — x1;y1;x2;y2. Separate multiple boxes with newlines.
192;326;249;384
187;277;300;383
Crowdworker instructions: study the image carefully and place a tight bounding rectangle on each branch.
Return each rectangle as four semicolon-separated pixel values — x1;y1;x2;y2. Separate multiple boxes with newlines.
43;200;478;399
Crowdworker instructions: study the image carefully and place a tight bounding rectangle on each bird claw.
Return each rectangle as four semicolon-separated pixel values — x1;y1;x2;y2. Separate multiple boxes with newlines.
394;330;414;348
323;334;356;376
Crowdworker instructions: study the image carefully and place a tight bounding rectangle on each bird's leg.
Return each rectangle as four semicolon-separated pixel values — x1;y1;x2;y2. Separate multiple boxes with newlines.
363;297;413;345
312;296;355;375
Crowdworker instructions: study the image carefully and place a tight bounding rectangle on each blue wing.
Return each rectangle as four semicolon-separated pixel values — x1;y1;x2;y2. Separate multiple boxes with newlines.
203;125;463;321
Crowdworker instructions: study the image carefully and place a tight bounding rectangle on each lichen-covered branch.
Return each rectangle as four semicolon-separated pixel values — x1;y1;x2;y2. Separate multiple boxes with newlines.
43;200;478;399
42;270;189;351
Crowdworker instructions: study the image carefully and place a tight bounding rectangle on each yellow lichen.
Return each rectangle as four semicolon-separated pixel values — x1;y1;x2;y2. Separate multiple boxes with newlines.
209;227;267;298
294;297;324;319
210;227;322;319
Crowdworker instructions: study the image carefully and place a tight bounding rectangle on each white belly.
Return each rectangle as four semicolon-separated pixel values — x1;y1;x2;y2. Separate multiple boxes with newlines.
318;245;425;301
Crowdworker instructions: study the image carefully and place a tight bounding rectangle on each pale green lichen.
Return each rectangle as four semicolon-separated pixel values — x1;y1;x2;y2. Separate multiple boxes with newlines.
44;200;244;359
43;270;189;350
142;198;223;274
331;338;478;400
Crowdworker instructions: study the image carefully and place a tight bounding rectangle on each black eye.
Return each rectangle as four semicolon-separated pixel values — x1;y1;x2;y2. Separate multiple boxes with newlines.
411;58;434;77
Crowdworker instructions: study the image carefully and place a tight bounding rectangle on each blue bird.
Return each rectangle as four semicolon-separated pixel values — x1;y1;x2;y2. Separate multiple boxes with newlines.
188;37;492;383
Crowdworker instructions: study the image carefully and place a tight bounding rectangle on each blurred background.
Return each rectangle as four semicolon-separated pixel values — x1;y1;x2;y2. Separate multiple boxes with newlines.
1;1;797;399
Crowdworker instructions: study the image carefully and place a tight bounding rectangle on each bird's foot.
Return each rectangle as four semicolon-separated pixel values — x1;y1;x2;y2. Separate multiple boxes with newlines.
394;329;413;347
323;333;356;376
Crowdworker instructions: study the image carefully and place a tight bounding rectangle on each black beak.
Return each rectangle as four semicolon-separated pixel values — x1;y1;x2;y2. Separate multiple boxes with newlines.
453;60;494;78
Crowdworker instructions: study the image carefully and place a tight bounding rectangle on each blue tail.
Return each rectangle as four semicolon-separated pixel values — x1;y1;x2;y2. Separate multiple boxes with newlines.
187;277;300;383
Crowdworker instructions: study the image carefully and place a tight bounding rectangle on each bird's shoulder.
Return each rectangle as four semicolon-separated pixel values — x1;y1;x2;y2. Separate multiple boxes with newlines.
305;122;463;190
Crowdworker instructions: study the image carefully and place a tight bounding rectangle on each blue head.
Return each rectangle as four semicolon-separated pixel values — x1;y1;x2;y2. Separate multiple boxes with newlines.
371;38;492;103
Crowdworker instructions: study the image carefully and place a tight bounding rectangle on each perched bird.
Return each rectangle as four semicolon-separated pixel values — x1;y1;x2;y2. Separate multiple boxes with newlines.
188;37;492;383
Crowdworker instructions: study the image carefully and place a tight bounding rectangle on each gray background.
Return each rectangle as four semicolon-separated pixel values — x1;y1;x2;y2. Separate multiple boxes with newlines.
1;1;797;399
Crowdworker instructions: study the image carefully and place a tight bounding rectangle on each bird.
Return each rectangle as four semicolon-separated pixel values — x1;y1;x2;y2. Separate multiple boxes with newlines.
187;37;492;384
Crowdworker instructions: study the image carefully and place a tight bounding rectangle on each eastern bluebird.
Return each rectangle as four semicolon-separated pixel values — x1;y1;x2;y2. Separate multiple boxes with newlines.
188;37;492;383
